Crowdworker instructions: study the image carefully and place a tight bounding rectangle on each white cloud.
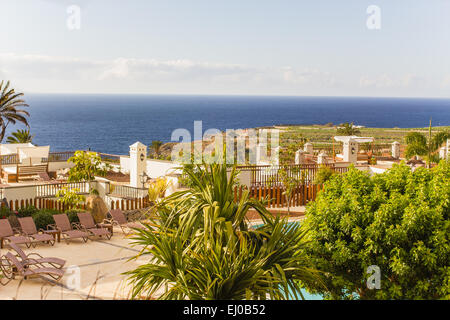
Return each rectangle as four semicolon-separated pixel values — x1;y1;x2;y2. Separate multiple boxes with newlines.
0;53;338;94
359;74;427;89
441;75;450;88
0;53;448;97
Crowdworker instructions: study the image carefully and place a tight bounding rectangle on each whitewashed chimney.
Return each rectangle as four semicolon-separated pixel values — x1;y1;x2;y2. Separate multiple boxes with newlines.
271;146;280;166
295;149;305;164
304;142;313;155
129;142;147;188
391;141;400;159
343;139;358;164
317;152;328;164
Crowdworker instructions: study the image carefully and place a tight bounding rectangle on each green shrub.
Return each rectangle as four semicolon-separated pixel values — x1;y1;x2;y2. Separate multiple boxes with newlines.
64;209;81;224
313;165;335;185
17;205;39;218
303;161;450;299
0;206;13;219
32;211;55;230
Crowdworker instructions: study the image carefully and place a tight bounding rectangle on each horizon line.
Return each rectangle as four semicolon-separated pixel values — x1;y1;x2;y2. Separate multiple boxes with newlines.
23;92;450;100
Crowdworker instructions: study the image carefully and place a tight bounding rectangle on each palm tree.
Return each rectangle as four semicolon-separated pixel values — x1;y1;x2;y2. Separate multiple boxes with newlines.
150;140;163;158
0;81;30;142
6;129;34;143
336;122;360;136
126;163;322;300
405;121;449;167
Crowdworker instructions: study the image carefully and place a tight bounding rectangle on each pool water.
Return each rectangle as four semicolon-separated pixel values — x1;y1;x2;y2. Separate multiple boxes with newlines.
252;222;324;300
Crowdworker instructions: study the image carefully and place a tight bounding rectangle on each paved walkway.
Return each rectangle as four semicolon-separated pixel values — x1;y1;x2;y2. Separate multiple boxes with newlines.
0;215;305;300
0;228;148;300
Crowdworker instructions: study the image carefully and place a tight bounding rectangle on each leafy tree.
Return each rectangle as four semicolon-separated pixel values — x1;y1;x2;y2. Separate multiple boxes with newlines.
313;165;335;184
67;151;109;182
0;81;30;142
150;140;163;158
56;187;86;210
126;163;321;300
405;124;449;166
405;131;428;159
6;129;34;143
336;122;360;136
303;162;450;299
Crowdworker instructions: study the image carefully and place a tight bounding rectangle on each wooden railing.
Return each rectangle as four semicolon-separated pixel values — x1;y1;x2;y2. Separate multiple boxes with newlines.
98;153;122;164
47;151;76;162
234;184;324;208
107;184;148;199
0;150;121;164
5;198;87;212
35;181;90;198
5;197;150;212
236;164;348;186
312;143;395;156
110;197;151;211
0;153;19;165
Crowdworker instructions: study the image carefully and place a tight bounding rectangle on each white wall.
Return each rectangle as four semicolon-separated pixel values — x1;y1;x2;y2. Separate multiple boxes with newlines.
119;156;181;179
146;159;181;178
48;161;75;172
120;156;130;173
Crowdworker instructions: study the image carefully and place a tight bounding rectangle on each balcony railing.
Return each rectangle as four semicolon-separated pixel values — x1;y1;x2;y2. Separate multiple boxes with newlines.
35;181;90;198
107;183;148;199
47;151;76;162
0;153;19;165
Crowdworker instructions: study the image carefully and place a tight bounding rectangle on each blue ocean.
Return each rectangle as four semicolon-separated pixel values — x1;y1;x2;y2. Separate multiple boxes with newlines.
11;94;450;155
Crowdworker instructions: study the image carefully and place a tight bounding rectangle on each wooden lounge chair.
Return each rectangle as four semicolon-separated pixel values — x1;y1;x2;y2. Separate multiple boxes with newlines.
0;219;32;248
51;214;89;244
105;209;144;235
0;252;64;282
7;242;65;269
37;172;52;182
77;212;112;240
18;217;55;246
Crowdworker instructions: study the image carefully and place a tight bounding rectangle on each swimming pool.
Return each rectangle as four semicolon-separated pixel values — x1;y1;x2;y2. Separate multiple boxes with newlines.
251;221;324;300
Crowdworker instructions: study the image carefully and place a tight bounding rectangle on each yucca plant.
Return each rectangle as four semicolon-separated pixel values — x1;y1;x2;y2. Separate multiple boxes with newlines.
126;163;322;300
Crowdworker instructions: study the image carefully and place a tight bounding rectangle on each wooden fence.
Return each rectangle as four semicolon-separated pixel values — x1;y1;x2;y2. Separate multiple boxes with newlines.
4;196;151;212
110;197;151;211
4;198;87;212
312;143;394;157
234;184;324;208
236;164;348;186
47;151;76;162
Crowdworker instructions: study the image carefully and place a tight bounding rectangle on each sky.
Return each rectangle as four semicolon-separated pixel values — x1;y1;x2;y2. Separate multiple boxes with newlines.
0;0;449;97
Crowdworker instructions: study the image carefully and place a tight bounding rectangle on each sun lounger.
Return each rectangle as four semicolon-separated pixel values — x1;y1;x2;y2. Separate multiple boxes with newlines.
51;214;89;244
7;242;65;269
18;217;55;246
37;172;52;182
104;209;144;235
77;212;112;240
0;252;64;282
0;219;32;248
